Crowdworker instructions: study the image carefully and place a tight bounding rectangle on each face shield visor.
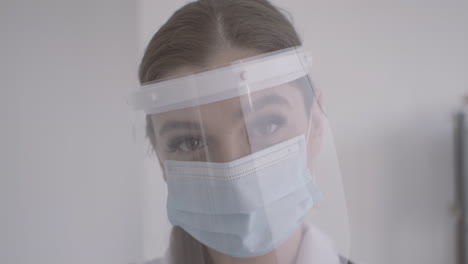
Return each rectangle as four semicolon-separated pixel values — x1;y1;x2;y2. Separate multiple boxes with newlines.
130;47;350;263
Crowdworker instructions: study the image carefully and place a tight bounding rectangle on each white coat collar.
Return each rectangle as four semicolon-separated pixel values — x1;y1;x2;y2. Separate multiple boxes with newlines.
149;224;342;264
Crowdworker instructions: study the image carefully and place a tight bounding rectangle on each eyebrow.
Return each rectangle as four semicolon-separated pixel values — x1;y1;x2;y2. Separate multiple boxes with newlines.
159;121;201;136
244;94;291;114
158;95;291;135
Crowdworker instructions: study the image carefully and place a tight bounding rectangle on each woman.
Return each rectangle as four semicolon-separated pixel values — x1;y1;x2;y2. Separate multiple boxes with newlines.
132;0;353;263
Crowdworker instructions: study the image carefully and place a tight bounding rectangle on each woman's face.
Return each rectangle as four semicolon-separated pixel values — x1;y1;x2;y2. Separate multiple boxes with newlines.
148;48;324;262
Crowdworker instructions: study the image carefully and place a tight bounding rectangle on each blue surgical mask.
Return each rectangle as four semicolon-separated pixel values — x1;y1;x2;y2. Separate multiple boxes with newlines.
164;135;321;258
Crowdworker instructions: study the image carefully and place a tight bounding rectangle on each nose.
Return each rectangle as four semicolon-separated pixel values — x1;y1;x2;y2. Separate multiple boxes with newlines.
209;133;252;163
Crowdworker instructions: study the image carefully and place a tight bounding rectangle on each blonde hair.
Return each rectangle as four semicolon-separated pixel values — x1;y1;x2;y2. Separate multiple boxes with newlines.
138;0;302;263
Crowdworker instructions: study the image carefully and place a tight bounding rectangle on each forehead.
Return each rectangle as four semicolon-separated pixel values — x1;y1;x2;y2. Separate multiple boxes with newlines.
151;96;243;126
150;83;303;125
164;48;262;80
150;48;309;132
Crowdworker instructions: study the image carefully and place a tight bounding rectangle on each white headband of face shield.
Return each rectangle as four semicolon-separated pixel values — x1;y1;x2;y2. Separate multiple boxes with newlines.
128;46;313;114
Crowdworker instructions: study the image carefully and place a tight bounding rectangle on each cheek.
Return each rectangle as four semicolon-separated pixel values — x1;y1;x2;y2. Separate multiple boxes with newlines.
305;119;324;171
306;136;321;169
287;107;310;136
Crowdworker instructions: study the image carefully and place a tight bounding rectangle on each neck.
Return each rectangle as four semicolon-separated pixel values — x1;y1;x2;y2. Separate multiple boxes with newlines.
207;224;305;264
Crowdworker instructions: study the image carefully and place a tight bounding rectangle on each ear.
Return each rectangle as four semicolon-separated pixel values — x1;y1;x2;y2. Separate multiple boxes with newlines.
147;115;167;182
155;149;168;182
315;86;323;106
306;95;324;162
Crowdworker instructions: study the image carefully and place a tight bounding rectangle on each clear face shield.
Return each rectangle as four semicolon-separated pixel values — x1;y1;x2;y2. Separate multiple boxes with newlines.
130;47;350;263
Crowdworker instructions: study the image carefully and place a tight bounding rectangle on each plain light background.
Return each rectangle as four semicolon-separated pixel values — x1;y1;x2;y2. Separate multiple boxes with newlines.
1;1;142;264
138;0;468;264
2;0;468;264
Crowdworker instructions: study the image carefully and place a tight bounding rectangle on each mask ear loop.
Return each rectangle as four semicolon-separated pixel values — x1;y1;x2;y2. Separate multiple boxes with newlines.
305;116;322;197
305;114;313;144
305;105;321;191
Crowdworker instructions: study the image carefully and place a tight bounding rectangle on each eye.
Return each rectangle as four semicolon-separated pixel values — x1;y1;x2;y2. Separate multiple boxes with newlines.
252;115;287;137
167;136;206;153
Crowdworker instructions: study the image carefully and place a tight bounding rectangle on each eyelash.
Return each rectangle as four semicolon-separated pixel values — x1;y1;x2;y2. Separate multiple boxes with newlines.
166;135;206;153
252;114;287;135
164;114;287;153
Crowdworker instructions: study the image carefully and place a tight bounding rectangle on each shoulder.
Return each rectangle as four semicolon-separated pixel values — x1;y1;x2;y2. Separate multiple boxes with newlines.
339;255;356;264
300;223;357;264
145;248;171;264
145;258;164;264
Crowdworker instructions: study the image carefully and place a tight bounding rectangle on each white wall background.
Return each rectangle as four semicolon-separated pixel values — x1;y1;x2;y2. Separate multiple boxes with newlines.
1;1;141;264
137;0;468;264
